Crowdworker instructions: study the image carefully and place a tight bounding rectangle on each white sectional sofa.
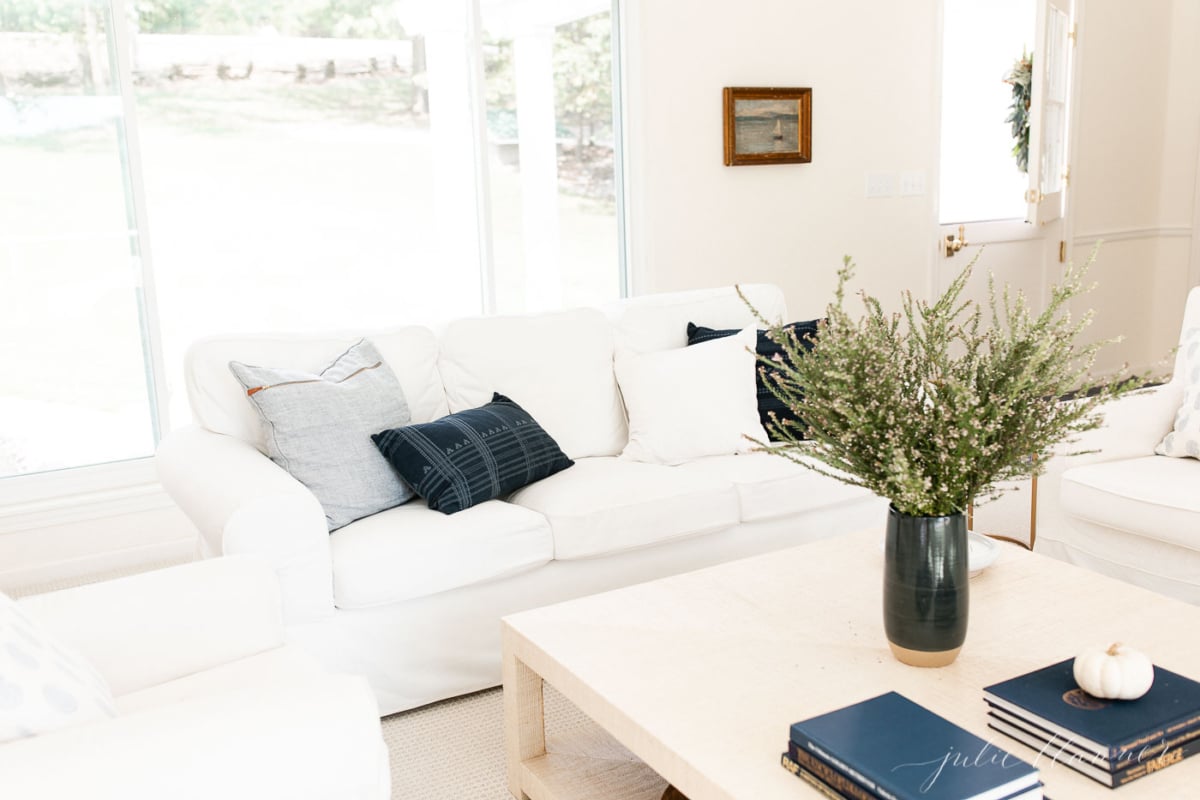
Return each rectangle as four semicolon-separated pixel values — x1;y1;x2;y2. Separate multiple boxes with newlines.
157;284;886;716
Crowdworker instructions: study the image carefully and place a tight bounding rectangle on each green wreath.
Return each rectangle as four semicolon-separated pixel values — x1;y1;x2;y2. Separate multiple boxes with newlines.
1004;51;1032;174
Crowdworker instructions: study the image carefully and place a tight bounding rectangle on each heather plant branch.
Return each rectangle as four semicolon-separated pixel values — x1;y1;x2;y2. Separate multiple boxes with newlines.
740;248;1150;517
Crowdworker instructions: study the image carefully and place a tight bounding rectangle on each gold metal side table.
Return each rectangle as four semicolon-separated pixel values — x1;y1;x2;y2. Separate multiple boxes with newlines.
967;454;1038;551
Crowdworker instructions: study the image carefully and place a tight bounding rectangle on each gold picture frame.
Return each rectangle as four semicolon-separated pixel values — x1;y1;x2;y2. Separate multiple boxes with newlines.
723;86;812;166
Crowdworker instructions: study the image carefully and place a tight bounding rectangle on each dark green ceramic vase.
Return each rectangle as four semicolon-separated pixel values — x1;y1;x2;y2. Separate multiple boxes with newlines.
883;505;969;667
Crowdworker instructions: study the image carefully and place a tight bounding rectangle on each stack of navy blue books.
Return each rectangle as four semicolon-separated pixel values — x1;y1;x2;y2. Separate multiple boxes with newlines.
784;692;1042;799
984;658;1200;787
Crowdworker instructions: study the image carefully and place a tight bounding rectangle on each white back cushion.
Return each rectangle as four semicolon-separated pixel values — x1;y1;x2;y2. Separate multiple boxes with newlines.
616;327;768;465
437;308;627;459
185;326;447;449
607;283;788;357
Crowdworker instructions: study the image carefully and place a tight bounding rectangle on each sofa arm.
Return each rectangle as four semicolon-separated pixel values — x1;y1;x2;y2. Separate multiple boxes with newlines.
0;675;388;800
157;425;334;622
18;557;283;697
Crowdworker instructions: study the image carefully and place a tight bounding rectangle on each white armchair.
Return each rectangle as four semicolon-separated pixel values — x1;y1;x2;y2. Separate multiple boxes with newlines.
977;286;1200;605
0;557;390;800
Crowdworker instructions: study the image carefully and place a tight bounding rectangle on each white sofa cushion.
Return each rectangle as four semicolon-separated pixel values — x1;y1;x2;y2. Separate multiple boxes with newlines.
679;453;873;523
329;500;553;608
0;594;116;743
607;283;788;357
437;308;626;459
186;326;447;448
506;457;740;559
1060;456;1200;552
616;327;768;465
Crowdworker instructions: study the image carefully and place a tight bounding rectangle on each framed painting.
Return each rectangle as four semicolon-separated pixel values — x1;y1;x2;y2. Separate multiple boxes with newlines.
723;87;812;166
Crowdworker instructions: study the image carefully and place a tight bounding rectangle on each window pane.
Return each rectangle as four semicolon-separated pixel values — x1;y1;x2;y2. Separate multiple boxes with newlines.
482;5;619;313
0;4;157;477
134;3;485;428
939;0;1035;224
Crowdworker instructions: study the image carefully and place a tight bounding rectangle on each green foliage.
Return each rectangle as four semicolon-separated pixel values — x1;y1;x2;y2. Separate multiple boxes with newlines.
130;0;405;37
744;251;1147;517
553;12;611;142
1004;51;1032;174
483;37;515;112
0;0;405;37
483;14;612;143
0;0;90;33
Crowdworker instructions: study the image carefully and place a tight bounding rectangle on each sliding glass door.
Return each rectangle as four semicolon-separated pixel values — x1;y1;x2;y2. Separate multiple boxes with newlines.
1;0;626;482
0;0;158;477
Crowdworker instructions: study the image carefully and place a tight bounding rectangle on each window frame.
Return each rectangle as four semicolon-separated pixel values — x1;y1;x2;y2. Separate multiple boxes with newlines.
0;0;631;515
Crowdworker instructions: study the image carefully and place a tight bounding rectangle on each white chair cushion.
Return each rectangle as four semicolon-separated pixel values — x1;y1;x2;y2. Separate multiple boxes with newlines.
0;594;116;743
1061;455;1200;552
115;646;323;715
329;500;553;609
507;457;740;559
185;326;447;448
606;283;788;357
679;453;874;522
616;327;768;465
436;308;627;459
1;674;387;800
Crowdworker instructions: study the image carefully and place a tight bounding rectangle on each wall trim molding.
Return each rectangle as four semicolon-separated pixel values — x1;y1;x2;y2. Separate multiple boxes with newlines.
1073;225;1193;246
1192;104;1200;288
0;481;175;536
0;536;194;596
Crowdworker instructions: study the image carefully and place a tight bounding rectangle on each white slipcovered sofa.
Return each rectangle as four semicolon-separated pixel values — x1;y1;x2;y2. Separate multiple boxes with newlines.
157;284;886;716
0;557;389;799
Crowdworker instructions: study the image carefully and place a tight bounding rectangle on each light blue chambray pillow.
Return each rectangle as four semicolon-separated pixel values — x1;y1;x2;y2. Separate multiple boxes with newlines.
0;593;117;744
229;339;415;530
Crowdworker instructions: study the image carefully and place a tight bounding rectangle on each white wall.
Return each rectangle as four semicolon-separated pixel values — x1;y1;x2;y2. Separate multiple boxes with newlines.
624;0;941;319
625;0;1200;376
1069;0;1199;376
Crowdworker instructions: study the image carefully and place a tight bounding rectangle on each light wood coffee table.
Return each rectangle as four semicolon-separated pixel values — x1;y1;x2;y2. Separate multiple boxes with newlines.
502;528;1200;799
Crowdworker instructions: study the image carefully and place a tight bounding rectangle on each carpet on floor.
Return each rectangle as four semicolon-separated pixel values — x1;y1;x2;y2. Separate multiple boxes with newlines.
384;683;635;800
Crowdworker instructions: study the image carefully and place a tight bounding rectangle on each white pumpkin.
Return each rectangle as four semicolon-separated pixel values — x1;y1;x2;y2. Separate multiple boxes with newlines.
1073;642;1154;700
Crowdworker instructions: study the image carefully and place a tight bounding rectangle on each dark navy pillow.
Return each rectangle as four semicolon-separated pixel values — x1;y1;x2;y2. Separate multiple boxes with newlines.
372;393;573;514
686;320;820;441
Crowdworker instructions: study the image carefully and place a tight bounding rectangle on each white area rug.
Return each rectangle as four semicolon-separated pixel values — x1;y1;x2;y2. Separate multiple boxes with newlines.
384;683;628;800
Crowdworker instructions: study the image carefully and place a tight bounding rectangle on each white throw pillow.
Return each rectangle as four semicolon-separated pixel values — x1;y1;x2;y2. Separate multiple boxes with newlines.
1156;326;1200;459
0;593;116;743
616;326;769;465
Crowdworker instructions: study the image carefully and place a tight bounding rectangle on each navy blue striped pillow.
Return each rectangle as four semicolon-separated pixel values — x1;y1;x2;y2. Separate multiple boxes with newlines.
372;393;573;514
686;321;820;441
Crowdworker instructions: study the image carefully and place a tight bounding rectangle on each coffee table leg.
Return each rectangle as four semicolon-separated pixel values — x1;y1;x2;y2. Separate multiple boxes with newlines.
503;628;546;799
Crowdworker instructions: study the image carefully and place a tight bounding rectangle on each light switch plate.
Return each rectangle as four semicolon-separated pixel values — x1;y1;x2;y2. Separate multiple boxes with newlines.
865;172;897;198
899;170;926;196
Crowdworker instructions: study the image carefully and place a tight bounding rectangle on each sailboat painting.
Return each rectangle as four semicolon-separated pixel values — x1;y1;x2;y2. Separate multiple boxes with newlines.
723;87;812;166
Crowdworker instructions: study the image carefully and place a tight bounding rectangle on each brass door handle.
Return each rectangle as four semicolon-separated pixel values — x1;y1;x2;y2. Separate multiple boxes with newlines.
944;225;968;257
